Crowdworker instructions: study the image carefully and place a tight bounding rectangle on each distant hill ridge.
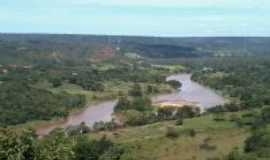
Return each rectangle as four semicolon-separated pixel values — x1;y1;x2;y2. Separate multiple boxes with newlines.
0;33;270;65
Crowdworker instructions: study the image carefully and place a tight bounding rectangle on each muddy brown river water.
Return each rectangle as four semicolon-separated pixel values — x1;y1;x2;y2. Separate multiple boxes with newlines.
36;73;226;136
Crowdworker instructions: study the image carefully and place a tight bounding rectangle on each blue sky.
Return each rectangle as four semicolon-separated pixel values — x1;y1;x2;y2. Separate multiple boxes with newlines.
0;0;270;37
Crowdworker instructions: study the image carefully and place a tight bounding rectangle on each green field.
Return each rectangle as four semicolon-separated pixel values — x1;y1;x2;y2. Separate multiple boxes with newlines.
90;113;249;160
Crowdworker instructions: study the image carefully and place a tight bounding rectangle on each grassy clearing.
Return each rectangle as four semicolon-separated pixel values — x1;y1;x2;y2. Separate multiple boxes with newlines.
152;64;186;73
90;113;249;160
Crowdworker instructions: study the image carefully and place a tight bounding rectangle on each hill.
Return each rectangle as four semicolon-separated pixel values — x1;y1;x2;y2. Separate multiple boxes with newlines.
1;34;270;65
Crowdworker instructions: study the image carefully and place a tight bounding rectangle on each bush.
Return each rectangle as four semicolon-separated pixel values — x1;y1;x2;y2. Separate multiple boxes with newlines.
229;114;240;122
73;136;114;160
188;129;196;137
128;83;143;97
114;96;152;112
146;85;159;94
0;128;38;160
49;78;62;88
244;129;270;153
175;106;200;119
122;110;156;126
114;96;131;112
175;118;183;126
213;113;226;121
99;145;125;160
93;121;118;131
66;122;91;136
167;80;182;89
166;127;179;138
157;107;175;120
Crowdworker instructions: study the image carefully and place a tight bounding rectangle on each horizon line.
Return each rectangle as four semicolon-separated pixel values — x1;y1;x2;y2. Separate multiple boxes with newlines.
1;32;270;39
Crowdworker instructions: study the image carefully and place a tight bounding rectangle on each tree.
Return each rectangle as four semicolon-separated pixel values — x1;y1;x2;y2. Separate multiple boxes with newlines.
114;96;131;112
175;106;200;119
157;107;174;120
73;136;114;160
167;80;182;89
132;96;152;112
128;83;143;97
0;128;37;160
175;118;183;126
166;127;179;138
261;106;270;123
146;85;158;94
244;129;270;153
50;78;62;88
38;129;74;160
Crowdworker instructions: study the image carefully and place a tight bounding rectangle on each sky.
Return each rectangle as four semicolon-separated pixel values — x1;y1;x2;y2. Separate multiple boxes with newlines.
0;0;270;37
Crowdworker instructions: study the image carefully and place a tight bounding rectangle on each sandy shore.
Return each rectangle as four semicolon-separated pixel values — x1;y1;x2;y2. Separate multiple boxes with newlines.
154;99;198;108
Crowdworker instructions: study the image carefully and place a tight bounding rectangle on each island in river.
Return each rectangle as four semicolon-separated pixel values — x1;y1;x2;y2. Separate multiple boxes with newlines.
36;73;226;136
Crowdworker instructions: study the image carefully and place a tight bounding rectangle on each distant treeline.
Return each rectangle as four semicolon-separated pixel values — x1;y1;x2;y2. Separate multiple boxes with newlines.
1;34;270;64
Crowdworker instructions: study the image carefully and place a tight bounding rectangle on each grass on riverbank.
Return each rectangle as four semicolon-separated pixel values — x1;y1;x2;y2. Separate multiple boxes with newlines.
34;80;174;103
89;112;249;160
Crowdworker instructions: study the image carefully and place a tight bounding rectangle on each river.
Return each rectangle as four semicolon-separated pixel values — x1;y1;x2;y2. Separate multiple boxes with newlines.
36;73;226;136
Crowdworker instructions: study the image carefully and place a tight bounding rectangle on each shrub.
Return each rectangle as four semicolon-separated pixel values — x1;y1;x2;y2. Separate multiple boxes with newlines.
188;129;196;137
166;127;179;138
114;96;152;112
128;83;143;97
229;114;240;122
175;118;183;126
73;136;114;160
167;80;182;89
66;122;91;136
93;121;118;132
213;113;226;121
114;96;131;112
49;78;62;88
122;110;156;126
244;129;270;153
157;107;175;120
175;106;200;119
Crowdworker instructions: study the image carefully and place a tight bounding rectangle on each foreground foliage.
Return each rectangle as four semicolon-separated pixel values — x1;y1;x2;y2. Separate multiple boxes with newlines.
0;128;124;160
